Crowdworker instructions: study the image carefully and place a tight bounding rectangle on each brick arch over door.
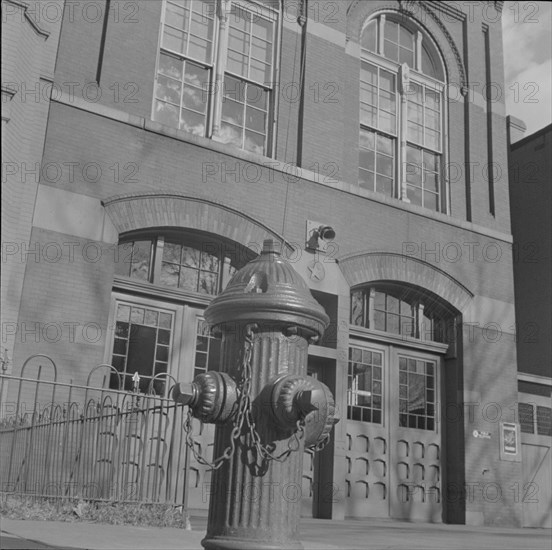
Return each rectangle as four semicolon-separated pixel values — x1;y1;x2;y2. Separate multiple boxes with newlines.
338;252;473;313
101;193;293;254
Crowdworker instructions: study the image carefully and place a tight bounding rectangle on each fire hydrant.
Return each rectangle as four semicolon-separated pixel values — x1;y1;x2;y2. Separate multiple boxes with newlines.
173;239;339;549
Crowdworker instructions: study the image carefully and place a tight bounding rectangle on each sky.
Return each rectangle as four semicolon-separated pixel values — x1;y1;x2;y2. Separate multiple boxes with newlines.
502;1;552;136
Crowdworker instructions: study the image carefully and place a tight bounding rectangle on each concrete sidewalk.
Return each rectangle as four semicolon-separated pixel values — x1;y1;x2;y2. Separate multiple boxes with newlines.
1;515;551;550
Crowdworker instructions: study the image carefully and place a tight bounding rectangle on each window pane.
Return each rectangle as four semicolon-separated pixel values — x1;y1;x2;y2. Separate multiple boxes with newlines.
145;310;159;327
158;328;170;345
360;148;375;172
166;1;189;28
117;305;131;323
387;294;399;313
425;171;439;193
113;338;127;355
114;243;132;277
386;20;399;42
219;122;243;147
115;322;129;339
399;47;414;67
252;36;272;64
188;35;211;65
408;102;423;124
377;134;393;156
254;15;273;42
179;266;199;291
130;307;145;324
383;40;398;62
183;64;209;108
160;262;179;287
351;290;364;325
425;129;440;150
359;169;374;191
181;246;200;268
422;45;437;78
376;152;393;177
191;8;214;41
222;98;244;126
362;19;377;51
199;271;218;294
246;105;266;133
406;162;422;185
425;89;441;111
360;128;375;151
180;108;206;136
246;83;267;108
387;313;400;334
154;100;179;127
360;81;377;107
159;313;172;329
360;104;377;127
425;191;440;211
374;310;385;331
423;150;439;172
399;25;414;49
227;50;248;78
163;27;187;54
157;75;181;105
228;28;250;55
250;58;270;83
376;174;393;195
361;62;377;85
244;130;264;154
426;109;440;132
131;241;152;281
408;122;423;144
379;70;395;92
408;184;423;206
159;53;183;80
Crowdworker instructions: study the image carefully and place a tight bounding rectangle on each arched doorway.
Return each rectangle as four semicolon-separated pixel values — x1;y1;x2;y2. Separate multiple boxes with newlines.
345;282;458;522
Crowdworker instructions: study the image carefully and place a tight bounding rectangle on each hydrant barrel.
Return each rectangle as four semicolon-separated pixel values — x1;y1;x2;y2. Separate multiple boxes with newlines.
199;239;335;550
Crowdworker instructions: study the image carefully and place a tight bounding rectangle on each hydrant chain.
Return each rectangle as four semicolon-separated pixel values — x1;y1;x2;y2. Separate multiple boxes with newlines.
182;324;310;470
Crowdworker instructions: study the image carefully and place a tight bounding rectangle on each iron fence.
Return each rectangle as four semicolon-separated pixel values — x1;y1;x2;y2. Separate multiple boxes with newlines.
0;355;202;507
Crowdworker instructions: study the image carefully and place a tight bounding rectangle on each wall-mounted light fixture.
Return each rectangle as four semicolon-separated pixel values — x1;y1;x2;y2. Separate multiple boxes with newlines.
305;220;336;252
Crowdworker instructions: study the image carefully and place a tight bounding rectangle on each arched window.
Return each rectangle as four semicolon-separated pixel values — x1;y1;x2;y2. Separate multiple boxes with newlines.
359;13;446;212
109;230;255;394
350;283;447;343
113;231;255;295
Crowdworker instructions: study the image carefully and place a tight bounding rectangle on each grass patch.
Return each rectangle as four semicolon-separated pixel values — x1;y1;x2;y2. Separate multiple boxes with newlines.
0;494;191;528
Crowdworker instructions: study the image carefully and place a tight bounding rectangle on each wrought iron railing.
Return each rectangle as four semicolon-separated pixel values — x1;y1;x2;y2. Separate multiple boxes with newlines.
0;355;211;507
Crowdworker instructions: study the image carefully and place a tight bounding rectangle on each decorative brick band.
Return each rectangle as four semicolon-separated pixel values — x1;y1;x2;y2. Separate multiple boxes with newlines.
338;252;473;313
101;193;292;254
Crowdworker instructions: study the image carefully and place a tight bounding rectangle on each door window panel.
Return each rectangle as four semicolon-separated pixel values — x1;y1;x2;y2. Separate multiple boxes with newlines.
348;346;384;424
398;356;436;430
194;318;221;379
110;303;174;395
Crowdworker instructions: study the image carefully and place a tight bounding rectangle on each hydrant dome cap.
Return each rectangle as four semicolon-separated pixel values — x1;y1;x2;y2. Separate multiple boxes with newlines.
204;239;330;337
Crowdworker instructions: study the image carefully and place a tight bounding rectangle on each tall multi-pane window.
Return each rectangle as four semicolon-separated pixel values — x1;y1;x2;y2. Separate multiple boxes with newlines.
359;14;446;212
154;0;278;155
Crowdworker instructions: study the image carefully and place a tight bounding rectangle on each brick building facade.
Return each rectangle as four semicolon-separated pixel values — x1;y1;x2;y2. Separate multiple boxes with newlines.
2;0;549;527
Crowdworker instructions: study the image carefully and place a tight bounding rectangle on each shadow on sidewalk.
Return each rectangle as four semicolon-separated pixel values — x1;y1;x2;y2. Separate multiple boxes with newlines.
1;530;79;550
